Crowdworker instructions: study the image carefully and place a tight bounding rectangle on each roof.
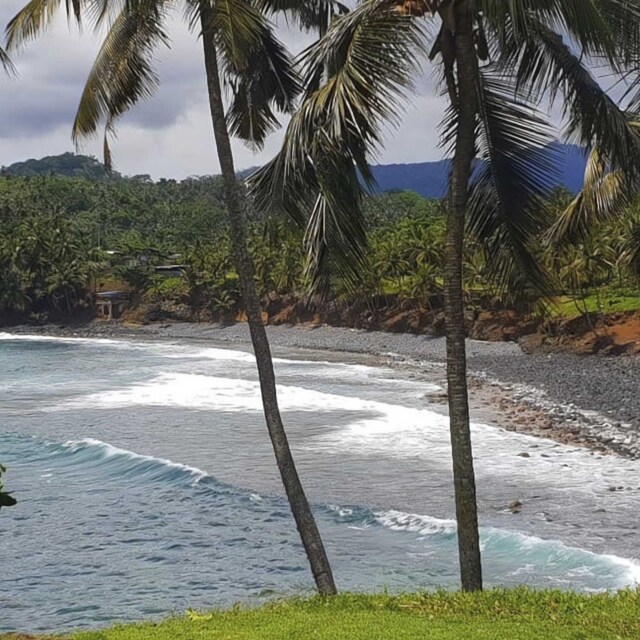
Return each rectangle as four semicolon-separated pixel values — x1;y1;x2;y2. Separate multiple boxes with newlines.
96;291;129;300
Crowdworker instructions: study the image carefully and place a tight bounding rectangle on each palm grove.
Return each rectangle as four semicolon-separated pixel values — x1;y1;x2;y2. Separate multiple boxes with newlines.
3;0;640;596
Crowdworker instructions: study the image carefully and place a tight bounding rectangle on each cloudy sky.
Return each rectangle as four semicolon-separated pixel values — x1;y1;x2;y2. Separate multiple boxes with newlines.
0;2;448;179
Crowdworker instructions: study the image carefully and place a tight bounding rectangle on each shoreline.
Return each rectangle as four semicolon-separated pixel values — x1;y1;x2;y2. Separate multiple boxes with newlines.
4;320;640;461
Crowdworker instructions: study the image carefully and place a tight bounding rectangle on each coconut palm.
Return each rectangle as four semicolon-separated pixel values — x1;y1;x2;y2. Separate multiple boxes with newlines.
548;133;639;245
4;0;336;594
258;1;349;35
547;118;640;289
250;0;640;591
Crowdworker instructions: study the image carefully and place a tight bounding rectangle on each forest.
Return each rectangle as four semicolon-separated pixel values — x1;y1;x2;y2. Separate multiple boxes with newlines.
1;155;639;333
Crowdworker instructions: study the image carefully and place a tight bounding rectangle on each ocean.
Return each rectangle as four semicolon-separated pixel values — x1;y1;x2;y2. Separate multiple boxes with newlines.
1;333;639;633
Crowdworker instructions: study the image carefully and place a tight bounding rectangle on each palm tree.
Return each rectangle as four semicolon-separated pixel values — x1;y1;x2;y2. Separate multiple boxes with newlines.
250;0;640;591
5;0;336;595
547;119;640;290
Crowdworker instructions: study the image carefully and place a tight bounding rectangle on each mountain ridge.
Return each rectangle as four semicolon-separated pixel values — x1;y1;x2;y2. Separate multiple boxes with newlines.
370;143;587;198
2;144;587;196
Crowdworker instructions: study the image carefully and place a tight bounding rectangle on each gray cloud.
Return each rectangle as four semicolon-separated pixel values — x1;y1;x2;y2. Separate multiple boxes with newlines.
0;2;449;179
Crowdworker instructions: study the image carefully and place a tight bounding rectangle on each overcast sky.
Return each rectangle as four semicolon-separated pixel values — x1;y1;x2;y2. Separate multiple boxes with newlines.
0;2;449;179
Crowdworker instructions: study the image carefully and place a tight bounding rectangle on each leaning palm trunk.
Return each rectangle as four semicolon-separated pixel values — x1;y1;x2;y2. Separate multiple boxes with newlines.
198;3;337;596
443;2;482;592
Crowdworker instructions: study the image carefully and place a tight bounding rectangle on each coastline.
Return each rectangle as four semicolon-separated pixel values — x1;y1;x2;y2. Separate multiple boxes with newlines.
4;320;640;462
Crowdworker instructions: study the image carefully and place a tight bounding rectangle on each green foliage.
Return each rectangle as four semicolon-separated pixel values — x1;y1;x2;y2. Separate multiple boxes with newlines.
0;213;104;317
552;294;640;318
542;189;640;318
183;243;241;314
352;213;445;300
1;152;112;179
148;276;189;301
16;590;640;640
0;162;638;322
363;191;442;227
0;464;17;510
0;171;230;319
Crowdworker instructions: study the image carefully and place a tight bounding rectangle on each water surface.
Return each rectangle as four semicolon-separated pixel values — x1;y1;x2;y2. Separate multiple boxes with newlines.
1;333;639;633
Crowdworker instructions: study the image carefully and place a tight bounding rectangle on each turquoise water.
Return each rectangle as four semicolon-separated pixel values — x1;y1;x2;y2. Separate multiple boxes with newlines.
1;334;639;633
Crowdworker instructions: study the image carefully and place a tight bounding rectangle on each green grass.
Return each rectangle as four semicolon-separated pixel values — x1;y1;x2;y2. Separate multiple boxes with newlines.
551;294;640;318
7;590;640;640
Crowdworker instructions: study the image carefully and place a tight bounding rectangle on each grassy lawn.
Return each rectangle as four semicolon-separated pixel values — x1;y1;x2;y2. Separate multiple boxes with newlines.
551;294;640;318
6;590;640;640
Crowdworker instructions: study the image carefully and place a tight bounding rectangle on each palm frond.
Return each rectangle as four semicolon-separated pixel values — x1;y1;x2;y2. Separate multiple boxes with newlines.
6;0;83;50
225;13;300;149
0;45;16;75
302;152;368;301
532;0;621;60
482;0;640;63
72;0;169;145
207;0;264;72
593;0;640;66
185;0;300;148
257;0;349;33
622;218;640;277
250;0;428;298
498;18;640;179
463;68;556;296
84;0;130;29
548;143;635;244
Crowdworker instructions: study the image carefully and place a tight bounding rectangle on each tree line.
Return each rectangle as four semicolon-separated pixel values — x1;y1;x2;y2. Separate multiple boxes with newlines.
0;174;638;322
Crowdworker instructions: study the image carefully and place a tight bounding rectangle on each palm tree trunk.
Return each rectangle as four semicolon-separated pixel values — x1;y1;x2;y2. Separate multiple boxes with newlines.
198;4;337;596
444;2;483;592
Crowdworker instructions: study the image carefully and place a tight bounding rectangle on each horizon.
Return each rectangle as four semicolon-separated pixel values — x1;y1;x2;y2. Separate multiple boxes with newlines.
1;141;588;183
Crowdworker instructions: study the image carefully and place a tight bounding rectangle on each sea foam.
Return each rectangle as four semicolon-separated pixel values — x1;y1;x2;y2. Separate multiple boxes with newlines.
47;372;413;415
372;508;640;589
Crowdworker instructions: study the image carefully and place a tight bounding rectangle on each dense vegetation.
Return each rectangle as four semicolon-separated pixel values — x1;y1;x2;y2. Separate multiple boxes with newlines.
1;152;113;180
3;590;639;640
0;170;229;320
0;164;639;325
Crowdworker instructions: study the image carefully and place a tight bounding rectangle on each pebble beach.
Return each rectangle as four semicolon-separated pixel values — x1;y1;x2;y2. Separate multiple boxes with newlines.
5;321;640;462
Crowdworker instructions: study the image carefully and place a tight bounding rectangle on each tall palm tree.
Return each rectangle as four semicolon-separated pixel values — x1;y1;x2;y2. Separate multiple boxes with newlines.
251;0;640;591
5;0;336;595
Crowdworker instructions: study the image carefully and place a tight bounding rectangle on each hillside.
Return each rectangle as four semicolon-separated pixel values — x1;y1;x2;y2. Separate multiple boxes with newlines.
370;143;587;198
1;152;115;179
2;145;587;195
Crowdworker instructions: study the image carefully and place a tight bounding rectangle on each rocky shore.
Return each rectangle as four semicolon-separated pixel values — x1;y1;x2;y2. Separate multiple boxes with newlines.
4;320;640;462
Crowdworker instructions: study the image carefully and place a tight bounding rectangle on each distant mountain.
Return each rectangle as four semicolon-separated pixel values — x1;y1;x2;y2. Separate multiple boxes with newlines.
1;152;114;179
1;144;587;196
370;143;587;198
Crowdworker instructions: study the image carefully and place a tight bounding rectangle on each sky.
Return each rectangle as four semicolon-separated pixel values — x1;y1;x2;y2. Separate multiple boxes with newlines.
0;2;447;180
